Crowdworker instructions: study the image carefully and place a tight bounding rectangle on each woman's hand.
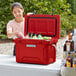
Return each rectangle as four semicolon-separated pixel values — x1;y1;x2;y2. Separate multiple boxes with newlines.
27;12;33;15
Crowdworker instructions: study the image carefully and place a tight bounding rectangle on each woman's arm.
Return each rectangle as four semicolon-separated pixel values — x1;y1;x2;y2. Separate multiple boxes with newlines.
7;30;18;39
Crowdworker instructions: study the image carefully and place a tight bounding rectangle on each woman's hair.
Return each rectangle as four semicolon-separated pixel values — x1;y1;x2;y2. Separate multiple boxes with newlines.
11;2;23;11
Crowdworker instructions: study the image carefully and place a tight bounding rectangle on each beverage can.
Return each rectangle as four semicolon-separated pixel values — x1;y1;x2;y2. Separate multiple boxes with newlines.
18;32;25;39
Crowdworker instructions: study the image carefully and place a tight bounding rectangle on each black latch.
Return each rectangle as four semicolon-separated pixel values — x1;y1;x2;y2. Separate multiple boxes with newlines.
51;9;56;16
32;10;37;16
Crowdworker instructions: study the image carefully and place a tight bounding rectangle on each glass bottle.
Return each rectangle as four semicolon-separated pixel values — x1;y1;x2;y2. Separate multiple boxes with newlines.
72;52;76;68
33;34;37;39
63;42;67;59
66;51;72;67
37;33;43;39
30;32;33;39
65;34;74;52
25;33;30;39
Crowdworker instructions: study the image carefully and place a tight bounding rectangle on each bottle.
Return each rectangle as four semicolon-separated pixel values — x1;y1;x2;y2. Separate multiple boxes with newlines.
72;57;76;68
68;34;74;52
37;33;43;39
43;36;51;40
72;30;76;51
66;51;72;67
33;34;37;39
72;52;76;68
17;32;25;39
70;33;74;52
25;33;30;39
30;33;33;39
62;54;67;67
63;42;67;59
64;34;74;52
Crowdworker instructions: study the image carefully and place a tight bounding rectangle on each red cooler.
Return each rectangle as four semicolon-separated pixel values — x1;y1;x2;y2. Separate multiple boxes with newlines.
14;14;60;65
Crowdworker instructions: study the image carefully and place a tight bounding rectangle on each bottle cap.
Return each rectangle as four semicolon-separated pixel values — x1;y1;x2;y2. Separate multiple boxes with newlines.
68;34;71;39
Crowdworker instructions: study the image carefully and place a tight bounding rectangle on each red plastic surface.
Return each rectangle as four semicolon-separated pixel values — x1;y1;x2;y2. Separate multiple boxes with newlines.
14;38;58;64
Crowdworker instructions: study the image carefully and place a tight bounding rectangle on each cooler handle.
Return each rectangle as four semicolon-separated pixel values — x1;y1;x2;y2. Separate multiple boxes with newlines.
52;44;58;52
52;44;60;59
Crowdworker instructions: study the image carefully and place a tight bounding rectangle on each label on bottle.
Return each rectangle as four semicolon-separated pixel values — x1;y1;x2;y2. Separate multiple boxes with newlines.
66;61;71;67
66;43;70;51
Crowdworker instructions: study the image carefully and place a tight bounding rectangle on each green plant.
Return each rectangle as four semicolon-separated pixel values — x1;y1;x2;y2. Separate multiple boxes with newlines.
60;29;67;37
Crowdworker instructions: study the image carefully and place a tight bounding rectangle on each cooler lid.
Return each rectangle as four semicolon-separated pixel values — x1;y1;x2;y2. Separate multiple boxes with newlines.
25;14;60;39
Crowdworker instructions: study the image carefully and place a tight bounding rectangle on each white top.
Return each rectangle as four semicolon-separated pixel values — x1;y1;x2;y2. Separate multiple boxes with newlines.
7;19;24;39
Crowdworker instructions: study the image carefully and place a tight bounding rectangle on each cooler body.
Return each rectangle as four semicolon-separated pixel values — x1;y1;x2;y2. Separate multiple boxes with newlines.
14;38;58;64
14;14;60;65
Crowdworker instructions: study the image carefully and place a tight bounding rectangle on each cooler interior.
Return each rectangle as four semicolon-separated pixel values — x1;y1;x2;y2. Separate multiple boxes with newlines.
25;14;60;39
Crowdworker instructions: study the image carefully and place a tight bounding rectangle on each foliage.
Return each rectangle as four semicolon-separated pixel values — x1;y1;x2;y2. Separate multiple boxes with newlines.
67;0;76;14
0;0;76;39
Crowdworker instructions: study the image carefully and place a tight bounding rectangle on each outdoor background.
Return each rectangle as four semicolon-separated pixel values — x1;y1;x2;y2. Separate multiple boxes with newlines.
0;0;76;56
0;0;76;40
